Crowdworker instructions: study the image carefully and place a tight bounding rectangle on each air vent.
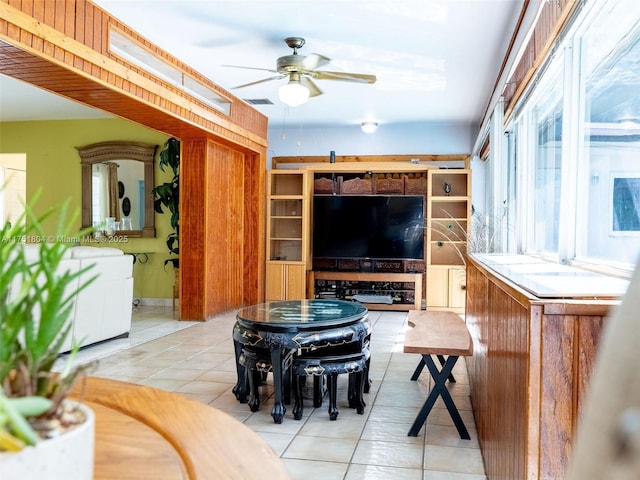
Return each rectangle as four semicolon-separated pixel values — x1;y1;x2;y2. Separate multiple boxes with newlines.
244;98;274;105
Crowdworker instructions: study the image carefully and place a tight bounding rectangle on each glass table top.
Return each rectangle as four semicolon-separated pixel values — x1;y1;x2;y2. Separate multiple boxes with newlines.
236;299;368;329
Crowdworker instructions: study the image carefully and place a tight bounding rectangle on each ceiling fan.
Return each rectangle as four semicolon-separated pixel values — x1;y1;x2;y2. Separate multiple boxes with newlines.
224;37;377;106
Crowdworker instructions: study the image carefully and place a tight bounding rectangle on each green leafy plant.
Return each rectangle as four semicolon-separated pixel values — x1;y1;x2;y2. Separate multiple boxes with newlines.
0;194;96;451
151;137;180;268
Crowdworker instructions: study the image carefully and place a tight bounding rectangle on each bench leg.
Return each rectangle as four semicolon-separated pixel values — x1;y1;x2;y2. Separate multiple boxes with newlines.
408;354;470;439
437;354;457;383
411;354;456;383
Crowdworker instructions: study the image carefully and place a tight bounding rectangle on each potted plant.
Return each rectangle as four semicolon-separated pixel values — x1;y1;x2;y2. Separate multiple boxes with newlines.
152;137;180;269
0;194;97;478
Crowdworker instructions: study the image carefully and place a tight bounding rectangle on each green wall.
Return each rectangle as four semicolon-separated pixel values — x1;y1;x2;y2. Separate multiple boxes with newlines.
0;118;176;300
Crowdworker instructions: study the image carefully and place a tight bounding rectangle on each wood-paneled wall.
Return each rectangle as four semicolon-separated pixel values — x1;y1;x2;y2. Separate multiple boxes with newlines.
466;256;617;480
0;0;268;143
0;0;268;320
502;0;579;122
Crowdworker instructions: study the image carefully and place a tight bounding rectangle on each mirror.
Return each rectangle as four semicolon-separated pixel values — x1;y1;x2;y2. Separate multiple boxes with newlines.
77;141;158;238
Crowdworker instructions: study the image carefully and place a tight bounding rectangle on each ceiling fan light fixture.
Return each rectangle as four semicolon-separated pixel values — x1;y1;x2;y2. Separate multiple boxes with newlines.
361;122;378;134
279;80;310;107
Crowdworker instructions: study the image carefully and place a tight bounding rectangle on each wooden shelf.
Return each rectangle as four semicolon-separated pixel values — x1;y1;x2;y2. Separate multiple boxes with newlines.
264;162;472;313
310;271;422;311
266;171;311;300
425;169;471;311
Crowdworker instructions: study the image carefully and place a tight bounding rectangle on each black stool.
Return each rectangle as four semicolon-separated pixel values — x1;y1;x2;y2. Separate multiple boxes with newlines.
291;347;370;420
238;346;293;413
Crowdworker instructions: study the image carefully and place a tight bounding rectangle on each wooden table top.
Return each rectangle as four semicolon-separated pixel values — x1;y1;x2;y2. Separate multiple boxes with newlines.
69;377;290;480
404;310;473;356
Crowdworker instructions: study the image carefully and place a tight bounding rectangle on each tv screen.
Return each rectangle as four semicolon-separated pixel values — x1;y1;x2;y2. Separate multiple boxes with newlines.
313;195;425;260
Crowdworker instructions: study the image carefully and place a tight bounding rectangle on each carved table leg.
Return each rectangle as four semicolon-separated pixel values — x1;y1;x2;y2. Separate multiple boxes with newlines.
232;339;248;403
327;373;339;420
270;348;286;423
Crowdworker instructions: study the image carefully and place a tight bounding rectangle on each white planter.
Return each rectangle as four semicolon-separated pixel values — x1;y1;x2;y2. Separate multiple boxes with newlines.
0;402;94;480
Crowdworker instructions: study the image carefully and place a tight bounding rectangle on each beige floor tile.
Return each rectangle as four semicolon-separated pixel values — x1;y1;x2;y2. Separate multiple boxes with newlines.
141;377;189;391
284;435;358;463
352;439;424;469
426;407;477;430
367;403;423;424
175;379;230;396
298;416;366;439
426;424;480;449
194;369;237;383
423;469;487;479
345;464;423;480
281;458;348;480
424;444;485;475
63;307;487;478
244;411;305;436
149;367;205;381
361;419;425;444
255;431;295;456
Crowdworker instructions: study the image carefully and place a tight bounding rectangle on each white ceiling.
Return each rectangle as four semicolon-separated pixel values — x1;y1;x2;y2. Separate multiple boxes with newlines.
0;0;526;130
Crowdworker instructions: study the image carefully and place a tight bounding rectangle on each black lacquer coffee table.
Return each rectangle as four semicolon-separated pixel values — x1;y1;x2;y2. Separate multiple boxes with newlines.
232;299;369;423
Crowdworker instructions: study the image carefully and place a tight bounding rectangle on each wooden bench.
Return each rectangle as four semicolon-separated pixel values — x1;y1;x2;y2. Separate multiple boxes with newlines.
403;310;473;438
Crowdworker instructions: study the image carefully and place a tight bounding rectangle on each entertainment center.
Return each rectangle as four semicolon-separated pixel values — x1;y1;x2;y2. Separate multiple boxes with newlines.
265;155;471;312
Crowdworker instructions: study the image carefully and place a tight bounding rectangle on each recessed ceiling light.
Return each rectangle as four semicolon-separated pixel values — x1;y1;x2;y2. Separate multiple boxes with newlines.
361;122;378;134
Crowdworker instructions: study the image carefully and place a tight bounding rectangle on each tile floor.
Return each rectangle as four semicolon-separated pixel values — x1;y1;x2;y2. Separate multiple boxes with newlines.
57;306;487;480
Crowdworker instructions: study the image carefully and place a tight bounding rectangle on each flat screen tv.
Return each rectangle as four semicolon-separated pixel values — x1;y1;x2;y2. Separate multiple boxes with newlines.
313;195;425;260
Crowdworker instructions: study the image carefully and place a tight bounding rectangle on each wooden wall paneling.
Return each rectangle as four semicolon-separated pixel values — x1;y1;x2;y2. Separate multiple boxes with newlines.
526;304;543;480
503;0;579;122
575;315;604;422
1;0;270;321
180;139;207;320
466;256;618;480
207;142;246;314
242;151;266;305
0;0;269;144
539;313;574;479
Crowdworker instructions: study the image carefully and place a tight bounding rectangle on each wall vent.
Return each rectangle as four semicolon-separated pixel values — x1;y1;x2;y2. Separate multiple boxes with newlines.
244;98;274;105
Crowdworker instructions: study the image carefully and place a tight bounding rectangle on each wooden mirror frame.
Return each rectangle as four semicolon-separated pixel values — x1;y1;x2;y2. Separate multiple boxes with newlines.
77;141;158;238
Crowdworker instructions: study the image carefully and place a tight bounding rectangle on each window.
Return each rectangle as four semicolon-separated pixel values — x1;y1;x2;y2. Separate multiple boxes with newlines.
575;0;640;268
611;176;640;233
507;0;640;273
529;56;564;257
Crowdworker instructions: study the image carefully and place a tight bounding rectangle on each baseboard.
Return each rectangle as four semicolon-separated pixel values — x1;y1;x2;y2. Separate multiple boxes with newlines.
133;297;176;307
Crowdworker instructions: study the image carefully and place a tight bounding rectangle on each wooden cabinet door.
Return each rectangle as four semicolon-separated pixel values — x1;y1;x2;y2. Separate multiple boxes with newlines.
265;263;285;301
284;264;306;300
448;266;467;310
265;263;306;301
426;267;448;308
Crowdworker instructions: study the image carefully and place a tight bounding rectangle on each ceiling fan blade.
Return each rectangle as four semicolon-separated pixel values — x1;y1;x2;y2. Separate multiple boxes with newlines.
312;71;377;84
221;64;279;74
301;53;330;70
231;75;285;89
300;76;323;97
